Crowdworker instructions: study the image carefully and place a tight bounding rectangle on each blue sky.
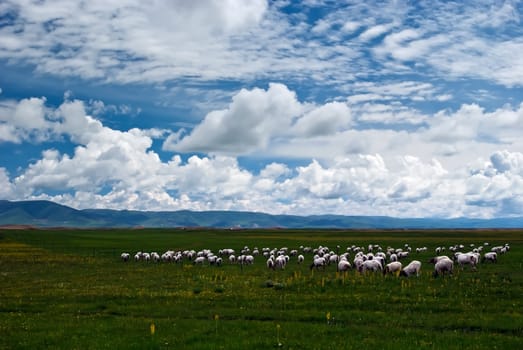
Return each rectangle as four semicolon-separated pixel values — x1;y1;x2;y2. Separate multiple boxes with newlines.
1;0;522;218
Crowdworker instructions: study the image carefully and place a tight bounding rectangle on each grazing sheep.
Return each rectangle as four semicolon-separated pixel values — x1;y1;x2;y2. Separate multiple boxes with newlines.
244;255;255;265
433;256;453;277
358;259;382;274
455;252;478;270
435;246;445;255
397;251;409;260
297;254;305;264
384;261;402;275
161;252;173;262
429;255;452;264
274;255;287;270
399;260;421;277
337;259;352;272
482;252;497;263
490;245;503;253
220;248;235;256
373;255;385;269
151;252;160;262
194;256;206;265
310;257;326;270
207;255;218;265
328;254;339;265
266;257;275;270
353;256;364;271
121;253;130;262
185;250;196;260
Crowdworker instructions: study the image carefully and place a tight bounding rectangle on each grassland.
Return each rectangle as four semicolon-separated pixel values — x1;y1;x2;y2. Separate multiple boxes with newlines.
1;228;522;349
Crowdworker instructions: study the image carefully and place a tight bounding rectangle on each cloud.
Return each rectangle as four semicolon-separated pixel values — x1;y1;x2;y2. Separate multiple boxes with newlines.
163;83;304;154
1;1;522;88
0;97;51;143
352;102;426;126
87;99;139;118
465;150;523;216
0;0;269;82
291;102;351;137
371;2;523;86
424;102;523;144
375;29;448;62
0;167;15;198
346;80;449;105
490;150;523;175
143;0;268;37
358;23;393;42
164;84;357;155
161;82;523;175
1;89;522;218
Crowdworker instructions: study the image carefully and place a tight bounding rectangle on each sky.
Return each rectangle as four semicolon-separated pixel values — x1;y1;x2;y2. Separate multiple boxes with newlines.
0;0;522;218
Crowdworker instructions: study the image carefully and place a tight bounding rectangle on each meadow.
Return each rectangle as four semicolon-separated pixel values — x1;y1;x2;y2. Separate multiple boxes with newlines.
0;228;522;349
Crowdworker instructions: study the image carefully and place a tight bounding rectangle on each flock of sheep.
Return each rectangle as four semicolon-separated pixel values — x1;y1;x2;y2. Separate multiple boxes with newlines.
120;241;510;278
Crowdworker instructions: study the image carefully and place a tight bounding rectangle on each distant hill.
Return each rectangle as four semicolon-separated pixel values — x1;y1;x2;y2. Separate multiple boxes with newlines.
0;200;522;229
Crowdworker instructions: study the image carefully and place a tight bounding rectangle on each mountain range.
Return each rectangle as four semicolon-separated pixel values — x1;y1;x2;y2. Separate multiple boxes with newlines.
0;200;522;229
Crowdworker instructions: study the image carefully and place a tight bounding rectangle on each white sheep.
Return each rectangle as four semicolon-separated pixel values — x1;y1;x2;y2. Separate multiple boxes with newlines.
397;251;409;260
455;252;478;270
353;256;364;271
328;254;339;265
310;257;326;270
121;253;130;262
266;257;275;270
482;252;497;263
151;252;160;262
432;256;453;277
297;254;305;264
220;248;235;256
384;261;402;275
194;256;206;265
337;259;352;272
244;255;255;265
274;255;287;270
161;252;173;262
373;255;385;269
358;259;382;274
399;260;421;277
435;246;445;255
207;255;218;265
429;255;452;264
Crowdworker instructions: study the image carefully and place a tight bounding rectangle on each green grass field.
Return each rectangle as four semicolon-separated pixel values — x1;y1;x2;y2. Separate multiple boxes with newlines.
1;228;522;349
